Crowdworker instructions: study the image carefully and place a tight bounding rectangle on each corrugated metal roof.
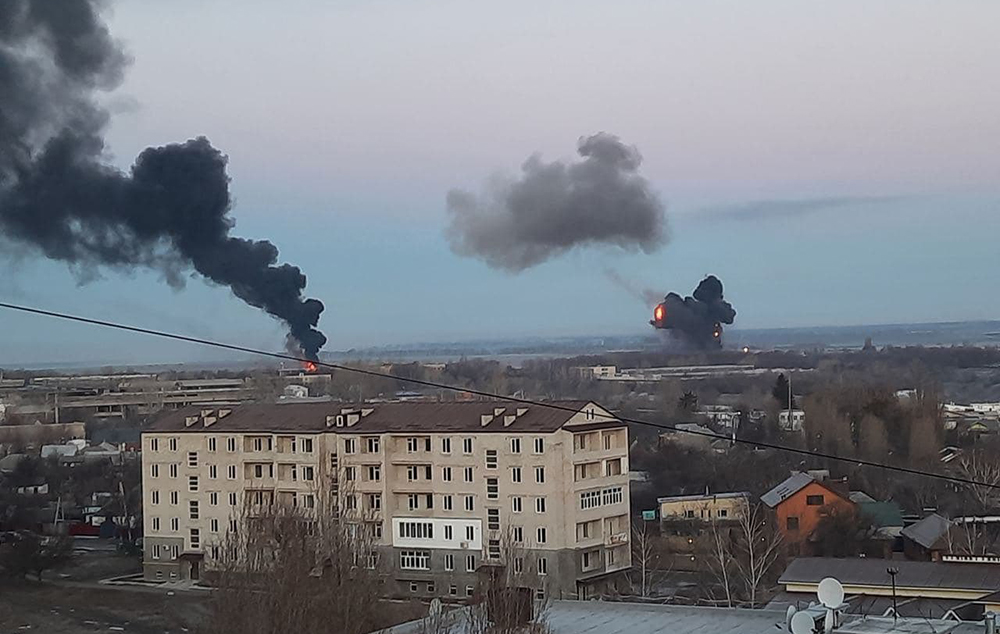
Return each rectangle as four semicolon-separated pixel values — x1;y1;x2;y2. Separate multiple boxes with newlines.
146;400;615;435
761;472;815;507
901;514;952;549
780;557;1000;593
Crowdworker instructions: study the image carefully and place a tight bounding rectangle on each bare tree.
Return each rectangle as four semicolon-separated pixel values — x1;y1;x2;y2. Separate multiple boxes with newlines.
957;451;1000;513
203;487;383;634
705;515;735;608
730;502;784;608
629;518;666;598
465;527;550;634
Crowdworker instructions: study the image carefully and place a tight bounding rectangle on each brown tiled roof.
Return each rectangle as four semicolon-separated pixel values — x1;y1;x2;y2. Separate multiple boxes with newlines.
145;400;619;435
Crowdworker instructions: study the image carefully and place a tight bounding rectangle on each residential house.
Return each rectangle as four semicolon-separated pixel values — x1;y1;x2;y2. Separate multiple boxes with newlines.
761;472;854;553
658;491;750;571
777;410;805;432
901;514;952;561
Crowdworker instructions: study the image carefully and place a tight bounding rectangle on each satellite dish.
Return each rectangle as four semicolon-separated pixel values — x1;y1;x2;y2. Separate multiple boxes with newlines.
429;598;443;617
817;577;845;608
786;605;797;626
790;611;815;634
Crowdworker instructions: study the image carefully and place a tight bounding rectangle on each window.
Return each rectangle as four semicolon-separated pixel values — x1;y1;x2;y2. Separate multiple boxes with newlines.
719;509;728;518
366;437;380;453
465;495;475;512
466;555;476;572
463;467;474;483
787;516;800;531
427;582;435;594
150;463;160;478
485;450;498;469
169;463;178;478
171;545;180;560
227;437;237;452
209;492;219;506
150;438;159;452
227;465;237;480
210;518;219;533
151;544;161;560
465;525;475;541
425;465;433;480
487;508;500;531
169;437;178;451
301;438;314;452
488;538;501;560
582;550;594;570
399;521;434;540
684;510;696;519
534;466;545;484
443;495;454;511
367;465;381;482
602;487;624;506
410;581;419;593
406;437;419;453
151;490;160;505
346;495;357;510
208;437;217;452
254;464;264;478
188;476;199;492
228;492;237;506
368;493;381;511
466;585;475;598
605;458;623;477
303;494;316;509
463;438;473;454
426;494;434;509
444;525;453;540
187;451;198;467
170;491;179;505
400;551;430;570
603;433;614;450
806;495;825;506
302;466;315;481
513;557;524;574
512;496;523;513
537;557;548;575
407;494;419;511
487;478;499;500
373;522;384;540
607;547;617;566
346;466;356;482
189;500;199;520
537;527;547;544
510;438;521;454
442;437;452;454
344;438;357;454
229;518;238;533
535;497;546;514
170;517;179;531
513;526;523;543
208;465;218;479
445;554;454;570
151;517;160;531
511;467;522;484
450;585;458;596
442;467;453;482
425;437;432;452
533;438;544;454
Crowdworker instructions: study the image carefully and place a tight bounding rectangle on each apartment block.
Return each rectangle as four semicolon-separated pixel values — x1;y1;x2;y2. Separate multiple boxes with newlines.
141;400;631;599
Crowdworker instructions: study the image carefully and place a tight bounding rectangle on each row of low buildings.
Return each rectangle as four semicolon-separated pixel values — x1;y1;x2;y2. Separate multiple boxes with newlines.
140;400;632;600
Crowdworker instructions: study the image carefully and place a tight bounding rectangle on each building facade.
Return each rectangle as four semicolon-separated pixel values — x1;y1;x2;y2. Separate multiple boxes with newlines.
140;400;630;599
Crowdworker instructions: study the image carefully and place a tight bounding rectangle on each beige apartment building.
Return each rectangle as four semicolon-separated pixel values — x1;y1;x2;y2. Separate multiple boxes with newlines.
141;400;631;599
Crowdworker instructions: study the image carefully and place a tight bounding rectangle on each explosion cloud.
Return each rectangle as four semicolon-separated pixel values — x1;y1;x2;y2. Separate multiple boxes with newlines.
446;133;668;272
0;0;326;359
650;275;737;349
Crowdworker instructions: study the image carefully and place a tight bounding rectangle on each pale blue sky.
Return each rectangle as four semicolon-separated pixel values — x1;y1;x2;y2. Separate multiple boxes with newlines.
1;0;999;365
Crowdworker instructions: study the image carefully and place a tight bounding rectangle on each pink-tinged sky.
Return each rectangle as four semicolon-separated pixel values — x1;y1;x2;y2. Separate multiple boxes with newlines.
1;0;998;365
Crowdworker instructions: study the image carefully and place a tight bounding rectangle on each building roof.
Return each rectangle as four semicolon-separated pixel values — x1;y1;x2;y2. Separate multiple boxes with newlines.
850;491;877;504
858;501;905;529
146;400;617;435
761;472;816;507
901;513;952;549
781;557;1000;594
658;492;749;504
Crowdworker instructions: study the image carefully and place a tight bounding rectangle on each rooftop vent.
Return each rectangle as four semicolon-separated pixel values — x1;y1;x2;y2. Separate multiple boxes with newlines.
516;407;528;417
184;416;199;427
481;414;494;427
494;407;505;417
503;415;516;427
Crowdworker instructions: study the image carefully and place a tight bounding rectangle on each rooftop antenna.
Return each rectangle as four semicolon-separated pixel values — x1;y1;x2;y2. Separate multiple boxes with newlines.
887;567;900;623
818;577;845;633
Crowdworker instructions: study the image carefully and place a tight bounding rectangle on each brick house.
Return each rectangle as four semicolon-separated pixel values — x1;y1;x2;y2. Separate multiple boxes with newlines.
761;472;855;554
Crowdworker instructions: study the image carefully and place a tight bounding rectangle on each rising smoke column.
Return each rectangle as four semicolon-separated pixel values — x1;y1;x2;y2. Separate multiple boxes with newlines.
0;0;326;359
650;275;737;349
446;133;668;272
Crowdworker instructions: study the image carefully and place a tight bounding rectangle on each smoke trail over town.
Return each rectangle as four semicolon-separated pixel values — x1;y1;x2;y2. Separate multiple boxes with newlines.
650;275;737;349
0;0;326;359
446;133;668;272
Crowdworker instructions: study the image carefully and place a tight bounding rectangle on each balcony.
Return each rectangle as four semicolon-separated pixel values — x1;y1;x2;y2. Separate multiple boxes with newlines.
606;532;628;546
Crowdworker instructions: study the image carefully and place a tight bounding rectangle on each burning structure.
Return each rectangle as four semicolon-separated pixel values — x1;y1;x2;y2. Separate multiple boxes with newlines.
0;0;326;359
650;275;737;349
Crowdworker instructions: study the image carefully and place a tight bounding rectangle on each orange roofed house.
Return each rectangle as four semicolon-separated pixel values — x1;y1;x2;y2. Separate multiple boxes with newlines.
761;472;855;554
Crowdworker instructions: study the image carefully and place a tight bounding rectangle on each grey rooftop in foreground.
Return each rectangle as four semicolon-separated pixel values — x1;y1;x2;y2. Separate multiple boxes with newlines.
781;557;1000;594
380;600;989;634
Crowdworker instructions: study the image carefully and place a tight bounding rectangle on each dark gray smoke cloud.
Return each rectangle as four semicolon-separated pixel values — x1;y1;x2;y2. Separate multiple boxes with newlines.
0;0;326;359
650;275;736;349
446;133;668;272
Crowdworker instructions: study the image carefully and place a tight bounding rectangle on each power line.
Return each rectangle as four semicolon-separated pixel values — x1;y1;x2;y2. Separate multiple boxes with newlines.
0;300;993;490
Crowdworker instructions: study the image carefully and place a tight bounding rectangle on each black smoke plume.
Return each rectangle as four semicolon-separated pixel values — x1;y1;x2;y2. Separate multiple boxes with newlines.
650;275;736;349
446;133;667;272
0;0;326;359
